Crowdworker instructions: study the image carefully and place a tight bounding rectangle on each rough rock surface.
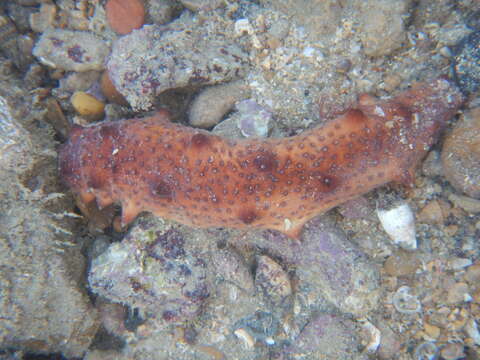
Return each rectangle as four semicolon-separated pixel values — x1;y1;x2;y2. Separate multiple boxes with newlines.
285;314;364;359
89;218;211;322
107;13;248;110
0;59;99;358
253;216;380;316
33;28;110;72
442;108;480;199
357;0;408;56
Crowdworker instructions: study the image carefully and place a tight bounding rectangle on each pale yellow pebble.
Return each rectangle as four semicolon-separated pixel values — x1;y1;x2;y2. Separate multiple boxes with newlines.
424;323;441;339
71;91;105;120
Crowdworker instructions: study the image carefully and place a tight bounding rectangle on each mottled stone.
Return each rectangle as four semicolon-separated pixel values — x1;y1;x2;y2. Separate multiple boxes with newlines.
89;222;210;322
255;255;291;305
33;28;110;72
255;216;380;316
357;0;408;56
442;108;480;199
107;13;248;110
0;64;99;357
211;246;254;294
285;314;363;359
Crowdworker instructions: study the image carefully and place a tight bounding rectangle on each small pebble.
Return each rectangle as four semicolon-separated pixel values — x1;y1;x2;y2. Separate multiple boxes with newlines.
236;99;272;138
383;251;420;276
33;29;109;72
233;328;255;349
414;341;438;360
465;319;480;345
464;262;480;285
377;322;401;359
101;71;128;106
446;282;470;304
448;257;473;271
448;193;480;214
417;200;444;224
285;314;361;358
423;323;440;340
211;246;254;294
106;0;145;35
189;80;250;129
440;343;466;360
255;255;292;305
71;91;105;120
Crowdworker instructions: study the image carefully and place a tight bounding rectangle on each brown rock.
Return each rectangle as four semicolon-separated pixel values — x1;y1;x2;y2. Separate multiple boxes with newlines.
464;263;480;285
417;200;444;224
101;71;128;106
446;282;470;304
383;251;420;277
106;0;145;35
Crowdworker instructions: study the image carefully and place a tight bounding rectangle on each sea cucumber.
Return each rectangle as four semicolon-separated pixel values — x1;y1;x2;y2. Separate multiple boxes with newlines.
59;78;463;239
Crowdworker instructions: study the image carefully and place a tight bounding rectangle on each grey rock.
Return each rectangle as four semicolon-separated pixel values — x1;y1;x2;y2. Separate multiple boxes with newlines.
254;216;380;316
211;246;254;294
357;0;408;57
33;28;110;72
441;108;480;199
145;0;177;25
236;99;273;138
89;219;211;322
0;63;99;358
107;13;248;110
285;314;363;359
189;80;250;129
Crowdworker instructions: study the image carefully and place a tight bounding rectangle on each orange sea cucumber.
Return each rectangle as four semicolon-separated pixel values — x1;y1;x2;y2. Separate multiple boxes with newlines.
59;78;463;239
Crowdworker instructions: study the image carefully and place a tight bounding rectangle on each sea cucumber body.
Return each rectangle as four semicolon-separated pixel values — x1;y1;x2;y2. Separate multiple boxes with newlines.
59;79;463;238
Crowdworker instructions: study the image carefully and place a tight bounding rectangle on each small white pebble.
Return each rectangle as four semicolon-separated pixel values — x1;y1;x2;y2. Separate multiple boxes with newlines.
234;19;253;36
377;202;417;250
234;328;255;348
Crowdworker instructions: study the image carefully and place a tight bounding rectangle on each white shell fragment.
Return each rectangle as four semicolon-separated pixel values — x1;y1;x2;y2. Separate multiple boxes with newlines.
359;319;381;354
393;286;421;314
377;202;417;250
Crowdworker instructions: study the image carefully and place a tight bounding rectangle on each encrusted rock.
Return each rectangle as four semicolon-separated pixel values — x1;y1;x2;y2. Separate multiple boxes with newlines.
442;108;480;199
0;63;99;357
285;314;363;359
255;255;292;305
210;246;254;294
357;0;408;57
33;28;110;72
236;99;273;138
89;221;211;322
453;31;480;95
256;216;380;316
107;13;248;110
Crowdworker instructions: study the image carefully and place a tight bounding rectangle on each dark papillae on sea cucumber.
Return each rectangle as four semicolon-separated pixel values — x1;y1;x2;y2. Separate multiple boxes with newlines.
59;78;463;238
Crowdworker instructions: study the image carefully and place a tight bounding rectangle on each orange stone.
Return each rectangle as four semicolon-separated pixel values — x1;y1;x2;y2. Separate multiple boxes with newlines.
105;0;145;35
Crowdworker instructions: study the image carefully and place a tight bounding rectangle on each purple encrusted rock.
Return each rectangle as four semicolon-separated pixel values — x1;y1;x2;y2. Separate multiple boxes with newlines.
107;13;248;110
250;216;380;316
88;221;210;322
